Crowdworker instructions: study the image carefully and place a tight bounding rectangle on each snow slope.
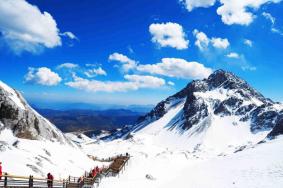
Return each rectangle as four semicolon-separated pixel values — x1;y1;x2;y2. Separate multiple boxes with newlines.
82;134;283;188
0;129;109;179
131;100;269;155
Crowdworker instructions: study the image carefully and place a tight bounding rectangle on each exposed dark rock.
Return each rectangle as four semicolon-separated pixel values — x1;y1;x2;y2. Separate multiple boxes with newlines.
268;117;283;138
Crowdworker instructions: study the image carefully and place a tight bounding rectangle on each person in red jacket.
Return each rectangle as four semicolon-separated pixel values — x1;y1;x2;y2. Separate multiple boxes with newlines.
92;168;97;178
47;173;54;188
0;162;2;180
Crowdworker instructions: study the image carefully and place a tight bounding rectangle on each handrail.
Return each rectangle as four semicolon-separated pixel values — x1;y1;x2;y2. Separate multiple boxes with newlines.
2;173;64;183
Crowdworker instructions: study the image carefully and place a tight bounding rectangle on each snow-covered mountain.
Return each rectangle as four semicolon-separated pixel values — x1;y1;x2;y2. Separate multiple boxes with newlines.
84;70;283;188
0;81;71;144
0;81;104;178
105;70;283;152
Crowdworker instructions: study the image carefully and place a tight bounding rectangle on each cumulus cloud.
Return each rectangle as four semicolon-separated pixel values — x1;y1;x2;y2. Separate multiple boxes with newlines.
193;30;210;50
226;52;240;58
181;0;282;25
211;37;230;49
244;39;253;47
0;0;62;54
193;29;230;50
57;63;79;69
24;67;62;86
137;58;213;79
84;67;107;78
109;52;137;72
218;0;282;25
180;0;216;11
65;74;166;92
149;22;189;50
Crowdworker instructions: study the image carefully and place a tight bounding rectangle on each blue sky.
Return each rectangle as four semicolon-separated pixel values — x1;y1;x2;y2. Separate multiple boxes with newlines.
0;0;283;107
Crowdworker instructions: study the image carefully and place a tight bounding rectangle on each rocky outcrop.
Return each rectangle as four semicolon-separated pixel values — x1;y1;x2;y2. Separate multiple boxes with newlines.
0;81;71;144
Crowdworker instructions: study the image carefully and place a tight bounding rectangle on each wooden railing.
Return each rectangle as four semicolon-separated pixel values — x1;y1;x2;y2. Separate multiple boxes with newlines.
0;173;65;187
0;154;130;188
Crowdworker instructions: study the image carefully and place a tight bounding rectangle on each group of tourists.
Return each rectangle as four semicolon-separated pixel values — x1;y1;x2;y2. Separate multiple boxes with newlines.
89;166;101;178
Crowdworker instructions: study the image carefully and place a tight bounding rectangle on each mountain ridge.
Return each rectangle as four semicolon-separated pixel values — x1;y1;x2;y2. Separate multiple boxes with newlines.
0;81;71;144
104;69;283;145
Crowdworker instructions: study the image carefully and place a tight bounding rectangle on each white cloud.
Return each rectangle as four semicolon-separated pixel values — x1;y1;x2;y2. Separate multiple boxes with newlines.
193;29;210;51
217;0;282;25
137;58;213;79
193;29;230;50
244;39;253;47
211;37;230;49
85;67;107;78
0;0;62;53
262;12;283;36
167;81;175;86
262;12;276;24
149;22;189;50
180;0;216;11
57;63;79;69
226;52;240;58
60;31;78;40
181;0;282;25
271;28;283;35
124;75;166;88
65;74;166;93
24;67;62;86
109;52;137;72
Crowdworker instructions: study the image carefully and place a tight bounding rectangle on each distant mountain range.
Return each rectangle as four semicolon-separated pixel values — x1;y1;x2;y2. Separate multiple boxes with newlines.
30;102;154;113
35;108;145;133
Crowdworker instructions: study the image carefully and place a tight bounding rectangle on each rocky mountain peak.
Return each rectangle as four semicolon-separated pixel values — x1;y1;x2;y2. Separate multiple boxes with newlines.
207;69;246;89
0;81;71;144
104;69;283;141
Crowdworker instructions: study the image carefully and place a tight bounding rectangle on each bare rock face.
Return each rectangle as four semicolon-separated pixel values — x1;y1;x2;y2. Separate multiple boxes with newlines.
268;117;283;138
104;69;283;141
0;81;71;144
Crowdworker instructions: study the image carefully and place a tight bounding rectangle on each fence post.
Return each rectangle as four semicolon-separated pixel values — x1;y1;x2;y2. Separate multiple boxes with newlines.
4;173;8;188
29;175;33;188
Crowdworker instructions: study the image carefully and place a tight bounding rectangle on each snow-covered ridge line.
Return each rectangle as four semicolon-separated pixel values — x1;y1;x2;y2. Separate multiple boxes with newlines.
0;81;26;110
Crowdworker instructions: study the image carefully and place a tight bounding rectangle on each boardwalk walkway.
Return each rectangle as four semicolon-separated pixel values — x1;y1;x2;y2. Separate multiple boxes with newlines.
0;154;130;188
